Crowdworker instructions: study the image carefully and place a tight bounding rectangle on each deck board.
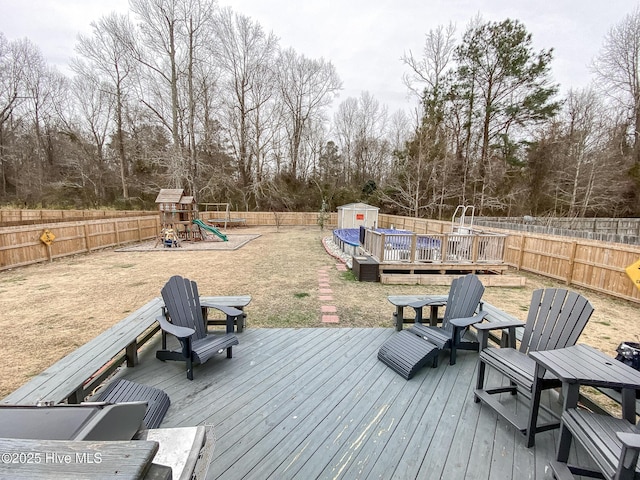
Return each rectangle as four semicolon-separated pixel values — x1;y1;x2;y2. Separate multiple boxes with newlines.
107;328;598;479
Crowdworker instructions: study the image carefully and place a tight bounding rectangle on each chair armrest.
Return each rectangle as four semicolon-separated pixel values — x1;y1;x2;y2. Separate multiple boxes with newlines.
474;319;525;331
618;432;640;450
156;315;195;339
199;302;243;317
408;299;447;309
450;311;488;328
475;319;524;349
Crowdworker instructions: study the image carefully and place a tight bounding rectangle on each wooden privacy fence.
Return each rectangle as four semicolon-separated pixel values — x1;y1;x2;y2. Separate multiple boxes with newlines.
0;210;338;271
379;214;640;304
476;217;640;245
0;209;155;226
0;215;159;270
199;210;338;227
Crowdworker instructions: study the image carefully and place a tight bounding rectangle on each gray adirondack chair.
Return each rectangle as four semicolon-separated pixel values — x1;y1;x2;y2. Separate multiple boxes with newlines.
407;273;487;366
156;275;240;380
473;288;594;448
378;274;487;379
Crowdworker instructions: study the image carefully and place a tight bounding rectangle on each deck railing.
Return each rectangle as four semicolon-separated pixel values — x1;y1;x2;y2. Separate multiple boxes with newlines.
363;229;507;264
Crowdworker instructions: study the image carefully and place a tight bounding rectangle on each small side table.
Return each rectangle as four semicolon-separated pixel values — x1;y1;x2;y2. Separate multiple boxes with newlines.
529;343;640;422
200;295;252;333
387;295;448;331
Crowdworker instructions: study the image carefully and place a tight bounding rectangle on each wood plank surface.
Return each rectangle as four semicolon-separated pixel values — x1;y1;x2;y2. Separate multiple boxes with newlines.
99;327;603;480
0;438;158;479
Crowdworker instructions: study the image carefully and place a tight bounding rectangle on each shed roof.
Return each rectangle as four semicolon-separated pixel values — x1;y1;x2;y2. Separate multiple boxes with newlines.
337;202;379;210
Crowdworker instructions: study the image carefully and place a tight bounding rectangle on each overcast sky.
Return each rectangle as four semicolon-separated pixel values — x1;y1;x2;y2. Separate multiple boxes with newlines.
1;0;637;115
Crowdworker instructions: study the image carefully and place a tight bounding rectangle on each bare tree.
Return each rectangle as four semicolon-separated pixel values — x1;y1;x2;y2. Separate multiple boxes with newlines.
0;34;29;196
388;23;457;218
592;6;640;216
74;13;137;198
593;7;640;166
333;92;389;186
213;8;279;194
277;48;341;179
58;75;113;200
402;22;456;100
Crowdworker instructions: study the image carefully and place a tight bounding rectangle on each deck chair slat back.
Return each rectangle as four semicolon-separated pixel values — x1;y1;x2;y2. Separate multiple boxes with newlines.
441;276;485;335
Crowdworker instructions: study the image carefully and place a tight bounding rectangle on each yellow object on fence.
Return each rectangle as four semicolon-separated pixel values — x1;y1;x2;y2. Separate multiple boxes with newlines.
626;258;640;292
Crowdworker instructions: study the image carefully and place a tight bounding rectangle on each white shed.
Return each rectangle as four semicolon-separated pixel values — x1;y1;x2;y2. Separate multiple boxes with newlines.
337;203;379;229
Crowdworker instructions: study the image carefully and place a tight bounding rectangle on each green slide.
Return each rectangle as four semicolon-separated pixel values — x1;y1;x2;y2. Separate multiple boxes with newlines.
192;219;228;241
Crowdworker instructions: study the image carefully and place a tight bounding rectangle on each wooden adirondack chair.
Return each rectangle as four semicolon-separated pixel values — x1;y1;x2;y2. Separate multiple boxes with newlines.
378;274;487;379
156;275;241;380
406;273;487;366
473;288;594;448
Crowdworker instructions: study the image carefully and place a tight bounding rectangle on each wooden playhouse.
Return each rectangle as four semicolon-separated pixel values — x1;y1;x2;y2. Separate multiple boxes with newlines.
155;189;198;242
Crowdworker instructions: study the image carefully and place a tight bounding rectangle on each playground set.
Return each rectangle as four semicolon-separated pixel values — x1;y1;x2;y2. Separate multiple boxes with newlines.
155;189;228;247
200;203;247;229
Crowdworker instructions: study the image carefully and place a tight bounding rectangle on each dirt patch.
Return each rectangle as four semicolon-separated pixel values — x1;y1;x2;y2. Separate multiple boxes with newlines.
0;225;637;400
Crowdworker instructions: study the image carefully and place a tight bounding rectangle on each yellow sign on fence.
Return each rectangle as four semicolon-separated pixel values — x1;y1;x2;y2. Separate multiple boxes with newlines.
40;229;55;246
626;258;640;292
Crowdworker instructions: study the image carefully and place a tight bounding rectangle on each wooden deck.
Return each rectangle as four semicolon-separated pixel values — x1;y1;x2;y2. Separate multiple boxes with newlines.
110;328;598;480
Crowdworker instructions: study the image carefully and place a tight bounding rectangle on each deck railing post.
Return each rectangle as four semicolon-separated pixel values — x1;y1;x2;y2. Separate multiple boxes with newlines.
380;233;386;261
472;235;479;262
410;234;417;262
441;234;449;262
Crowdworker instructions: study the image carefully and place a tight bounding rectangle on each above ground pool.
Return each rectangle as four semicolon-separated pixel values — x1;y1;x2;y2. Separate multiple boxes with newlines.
332;227;414;256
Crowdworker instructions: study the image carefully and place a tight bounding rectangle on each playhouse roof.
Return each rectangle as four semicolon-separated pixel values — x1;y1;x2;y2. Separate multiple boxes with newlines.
155;189;184;204
337;202;379;211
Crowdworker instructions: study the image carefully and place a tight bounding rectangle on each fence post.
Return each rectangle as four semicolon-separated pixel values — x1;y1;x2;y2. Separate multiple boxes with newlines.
114;220;121;246
84;224;91;252
566;241;578;286
517;235;526;270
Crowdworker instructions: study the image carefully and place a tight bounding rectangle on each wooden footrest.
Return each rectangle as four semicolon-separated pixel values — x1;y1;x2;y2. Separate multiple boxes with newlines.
95;379;170;429
378;330;440;379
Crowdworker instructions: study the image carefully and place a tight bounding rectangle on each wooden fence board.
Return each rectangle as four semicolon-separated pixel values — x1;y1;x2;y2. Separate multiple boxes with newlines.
0;216;160;270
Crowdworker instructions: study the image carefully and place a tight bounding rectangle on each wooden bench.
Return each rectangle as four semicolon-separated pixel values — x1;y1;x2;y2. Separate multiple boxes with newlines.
2;297;164;405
